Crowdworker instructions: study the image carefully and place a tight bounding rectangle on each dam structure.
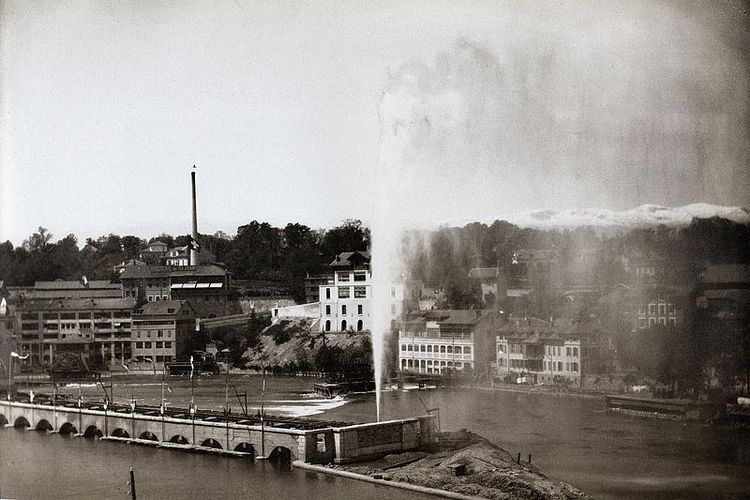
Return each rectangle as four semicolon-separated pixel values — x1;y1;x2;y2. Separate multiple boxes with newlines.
0;397;437;464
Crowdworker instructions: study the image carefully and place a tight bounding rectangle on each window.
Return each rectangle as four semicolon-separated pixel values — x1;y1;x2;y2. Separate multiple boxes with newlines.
354;286;367;298
357;320;363;331
566;347;571;357
440;345;446;353
145;342;152;349
338;273;350;282
325;305;331;315
573;347;579;357
157;330;163;338
667;303;675;314
391;304;396;315
341;305;347;315
427;345;432;352
658;304;666;315
659;317;667;326
338;287;350;299
391;286;396;298
401;344;406;351
639;318;647;329
648;304;656;315
669;318;676;327
164;342;172;349
357;304;363;315
341;320;347;331
407;344;413;351
571;362;579;372
464;346;471;355
558;361;563;371
325;288;331;300
649;318;657;326
420;345;426;352
401;359;407;368
446;345;453;354
148;295;153;302
324;320;331;332
156;342;163;348
354;272;366;282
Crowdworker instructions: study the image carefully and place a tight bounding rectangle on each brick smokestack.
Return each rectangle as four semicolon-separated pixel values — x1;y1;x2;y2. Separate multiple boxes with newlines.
191;167;198;266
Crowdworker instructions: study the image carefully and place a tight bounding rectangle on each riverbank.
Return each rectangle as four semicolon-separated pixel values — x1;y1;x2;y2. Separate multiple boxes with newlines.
304;430;590;500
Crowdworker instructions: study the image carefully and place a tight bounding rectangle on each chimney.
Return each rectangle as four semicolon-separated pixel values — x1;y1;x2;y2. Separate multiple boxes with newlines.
190;167;198;266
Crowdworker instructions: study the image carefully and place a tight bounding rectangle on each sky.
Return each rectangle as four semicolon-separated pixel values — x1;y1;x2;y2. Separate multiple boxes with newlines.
1;0;748;245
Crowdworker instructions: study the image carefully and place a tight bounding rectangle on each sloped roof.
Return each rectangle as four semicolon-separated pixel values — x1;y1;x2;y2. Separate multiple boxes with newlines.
34;280;119;290
404;309;488;326
136;300;192;316
120;264;227;279
17;297;136;311
700;264;750;285
469;267;499;279
498;316;596;337
330;251;371;268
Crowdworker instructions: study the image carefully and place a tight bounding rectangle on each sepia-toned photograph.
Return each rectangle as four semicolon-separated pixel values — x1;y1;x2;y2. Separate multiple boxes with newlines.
1;1;749;498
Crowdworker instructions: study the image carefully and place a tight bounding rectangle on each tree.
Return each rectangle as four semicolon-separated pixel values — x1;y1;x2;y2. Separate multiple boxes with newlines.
321;219;370;258
121;236;145;259
23;226;53;252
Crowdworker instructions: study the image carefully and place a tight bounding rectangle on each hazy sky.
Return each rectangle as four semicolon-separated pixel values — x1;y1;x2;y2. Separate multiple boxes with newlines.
1;0;748;245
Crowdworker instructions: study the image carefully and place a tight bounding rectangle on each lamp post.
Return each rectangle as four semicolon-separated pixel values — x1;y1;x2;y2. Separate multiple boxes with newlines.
103;397;109;437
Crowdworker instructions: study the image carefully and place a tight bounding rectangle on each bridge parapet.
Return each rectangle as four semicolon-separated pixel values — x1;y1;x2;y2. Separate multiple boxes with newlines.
0;400;436;465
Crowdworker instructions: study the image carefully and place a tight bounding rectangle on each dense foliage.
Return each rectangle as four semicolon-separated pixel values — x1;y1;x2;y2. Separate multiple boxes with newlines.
0;219;370;303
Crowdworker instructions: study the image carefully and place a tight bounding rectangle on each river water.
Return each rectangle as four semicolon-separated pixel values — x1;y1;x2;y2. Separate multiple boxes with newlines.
2;375;750;499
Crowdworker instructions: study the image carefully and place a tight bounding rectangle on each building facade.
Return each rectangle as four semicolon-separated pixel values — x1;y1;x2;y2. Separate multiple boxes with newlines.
495;317;602;385
14;297;136;367
130;300;197;364
119;264;232;318
319;252;372;332
398;310;497;375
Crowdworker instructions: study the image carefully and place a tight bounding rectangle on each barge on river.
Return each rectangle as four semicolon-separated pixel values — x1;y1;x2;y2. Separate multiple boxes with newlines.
606;394;707;421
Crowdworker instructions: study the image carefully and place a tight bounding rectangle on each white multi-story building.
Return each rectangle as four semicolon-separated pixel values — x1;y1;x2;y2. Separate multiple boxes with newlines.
317;251;406;332
495;317;592;385
319;251;371;332
398;310;496;375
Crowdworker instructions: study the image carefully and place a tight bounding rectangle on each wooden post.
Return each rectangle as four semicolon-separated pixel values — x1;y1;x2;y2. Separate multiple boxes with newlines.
129;467;137;500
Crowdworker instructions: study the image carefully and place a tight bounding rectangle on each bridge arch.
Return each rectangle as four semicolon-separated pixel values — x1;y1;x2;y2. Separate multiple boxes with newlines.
234;442;256;458
111;428;129;439
268;446;292;467
84;425;103;439
0;413;8;426
169;435;190;445
200;438;222;449
59;422;78;435
139;431;158;441
35;419;53;432
13;416;30;429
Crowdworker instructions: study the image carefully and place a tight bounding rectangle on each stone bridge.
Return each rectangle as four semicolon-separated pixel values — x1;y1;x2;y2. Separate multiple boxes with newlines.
0;399;437;465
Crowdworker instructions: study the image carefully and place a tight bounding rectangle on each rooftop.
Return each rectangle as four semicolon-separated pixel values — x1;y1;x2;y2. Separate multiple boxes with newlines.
136;300;194;316
120;264;228;279
17;297;136;311
34;280;119;290
700;264;750;285
330;251;370;269
468;267;499;279
404;309;488;326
